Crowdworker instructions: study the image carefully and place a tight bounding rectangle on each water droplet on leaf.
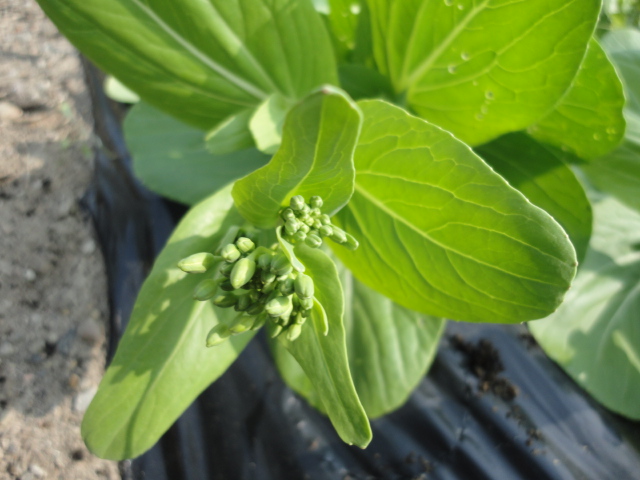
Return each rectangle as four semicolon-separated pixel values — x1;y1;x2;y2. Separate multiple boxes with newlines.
447;64;456;74
461;51;470;61
485;91;494;100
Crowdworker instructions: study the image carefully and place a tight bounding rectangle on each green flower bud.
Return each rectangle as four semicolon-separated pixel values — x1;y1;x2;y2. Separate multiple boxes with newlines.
193;279;219;301
271;254;292;276
344;233;359;251
177;252;216;274
261;270;276;285
290;195;306;211
277;265;293;277
313;219;323;230
230;257;256;289
235;237;255;254
294;273;314;299
305;234;322;248
293;230;307;243
279;278;295;296
279;307;293;325
286;323;303;341
329;227;347;244
319;225;333;237
249;290;260;302
265;295;292;317
303;216;315;227
267;322;283;338
251;312;268;330
299;296;314;311
319;214;331;225
310;196;323;209
213;294;238;308
294;310;306;325
258;253;273;271
221;244;241;263
282;208;296;221
219;279;234;291
285;218;300;235
234;294;250;312
206;324;231;347
311;207;322;217
246;302;264;316
299;224;310;234
229;315;255;334
219;262;234;277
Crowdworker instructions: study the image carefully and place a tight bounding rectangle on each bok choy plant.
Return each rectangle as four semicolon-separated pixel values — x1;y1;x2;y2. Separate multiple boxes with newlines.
34;0;640;460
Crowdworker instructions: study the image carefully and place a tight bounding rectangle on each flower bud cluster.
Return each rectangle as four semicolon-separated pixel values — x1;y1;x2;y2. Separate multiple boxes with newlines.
280;195;359;250
177;229;316;346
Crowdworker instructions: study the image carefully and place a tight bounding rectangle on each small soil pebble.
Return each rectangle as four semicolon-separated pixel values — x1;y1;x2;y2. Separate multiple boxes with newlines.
77;319;102;344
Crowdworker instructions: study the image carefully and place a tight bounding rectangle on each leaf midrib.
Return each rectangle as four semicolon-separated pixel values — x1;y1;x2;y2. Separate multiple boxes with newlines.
353;182;567;287
129;0;270;100
400;0;490;89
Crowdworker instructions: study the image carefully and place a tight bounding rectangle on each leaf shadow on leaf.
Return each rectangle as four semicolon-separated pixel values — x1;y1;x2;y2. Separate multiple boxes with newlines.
84;206;256;459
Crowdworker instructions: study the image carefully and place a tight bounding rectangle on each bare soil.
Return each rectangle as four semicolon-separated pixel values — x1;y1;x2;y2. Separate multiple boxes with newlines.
0;0;119;478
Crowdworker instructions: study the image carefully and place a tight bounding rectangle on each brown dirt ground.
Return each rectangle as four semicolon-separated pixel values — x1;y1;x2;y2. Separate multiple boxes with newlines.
0;0;119;478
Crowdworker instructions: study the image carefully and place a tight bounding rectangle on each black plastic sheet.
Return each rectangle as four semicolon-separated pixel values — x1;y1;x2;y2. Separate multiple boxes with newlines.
82;62;640;480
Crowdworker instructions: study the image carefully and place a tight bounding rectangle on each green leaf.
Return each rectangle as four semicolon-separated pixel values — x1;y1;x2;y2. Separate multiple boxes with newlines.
270;338;326;411
529;193;640;420
340;266;445;418
276;226;305;273
272;258;446;419
205;109;254;156
82;185;256;459
582;28;640;212
248;94;294;155
528;39;626;160
327;0;362;53
125;102;268;205
338;64;394;100
367;0;601;145
233;86;362;227
332;100;577;323
36;0;337;129
475;132;592;263
278;244;372;448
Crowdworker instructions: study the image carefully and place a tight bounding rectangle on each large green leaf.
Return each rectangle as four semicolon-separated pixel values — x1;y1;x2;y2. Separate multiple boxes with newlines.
340;266;446;418
272;258;446;419
476;132;592;263
233;87;362;227
204;109;255;156
248;93;294;154
528;38;626;160
529;193;640;420
82;186;256;459
582;28;640;211
37;0;337;129
367;0;600;145
125;102;268;206
332;100;577;323
278;245;372;448
326;0;362;54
